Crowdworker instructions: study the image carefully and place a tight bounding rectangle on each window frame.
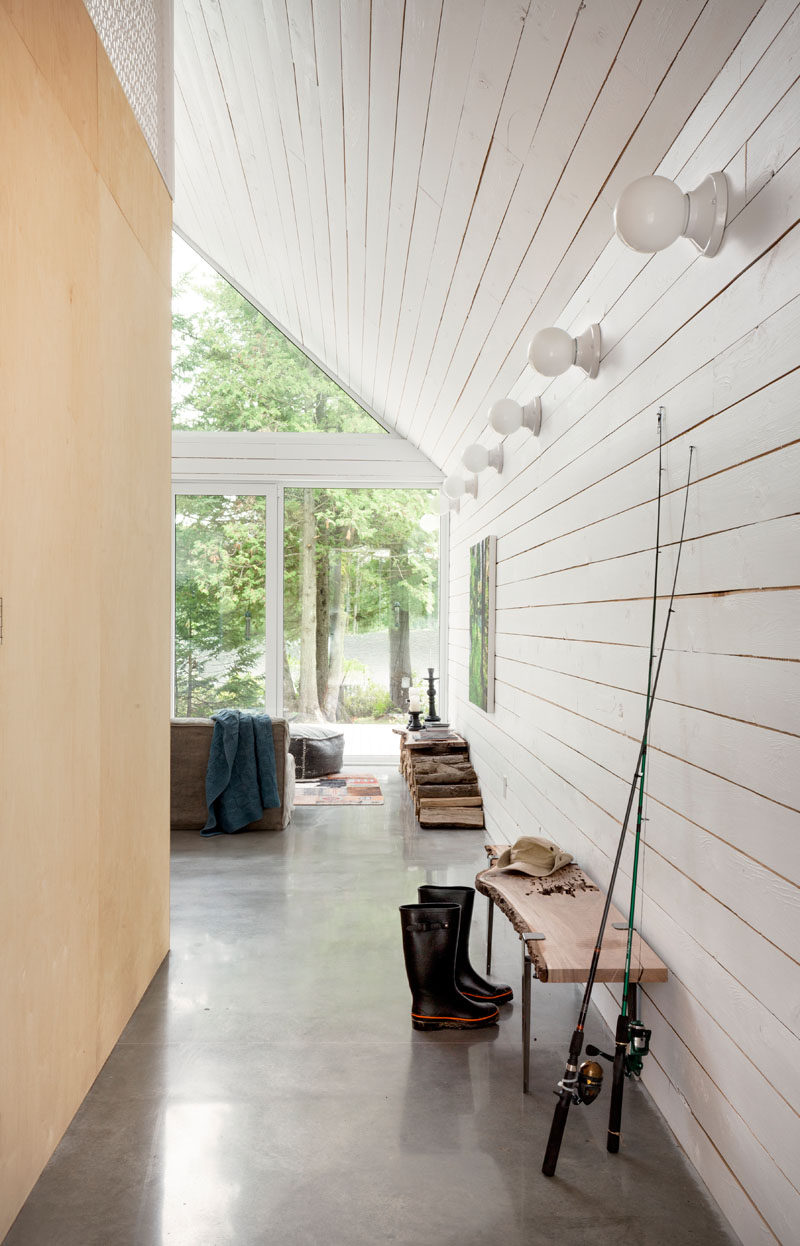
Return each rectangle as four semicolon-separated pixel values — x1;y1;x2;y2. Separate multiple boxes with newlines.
171;472;448;722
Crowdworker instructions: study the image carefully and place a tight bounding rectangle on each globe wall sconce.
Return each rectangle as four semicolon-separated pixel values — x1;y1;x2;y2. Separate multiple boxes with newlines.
462;442;503;474
528;324;601;379
489;396;542;437
613;172;729;257
442;474;477;503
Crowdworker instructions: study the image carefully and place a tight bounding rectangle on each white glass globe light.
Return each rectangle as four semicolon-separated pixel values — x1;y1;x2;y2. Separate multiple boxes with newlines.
462;443;503;473
528;327;576;377
489;397;543;437
489;399;523;435
462;443;489;473
442;475;465;500
442;474;477;501
528;325;601;379
613;175;688;253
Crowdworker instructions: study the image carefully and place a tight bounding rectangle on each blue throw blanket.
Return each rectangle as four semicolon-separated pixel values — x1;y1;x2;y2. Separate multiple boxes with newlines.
202;710;280;835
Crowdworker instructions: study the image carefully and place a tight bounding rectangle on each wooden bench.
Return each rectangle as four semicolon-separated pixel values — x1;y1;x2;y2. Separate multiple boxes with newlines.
476;845;668;1093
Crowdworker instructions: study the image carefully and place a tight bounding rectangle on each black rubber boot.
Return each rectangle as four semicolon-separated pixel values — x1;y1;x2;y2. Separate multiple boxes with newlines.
399;903;499;1031
418;885;513;1004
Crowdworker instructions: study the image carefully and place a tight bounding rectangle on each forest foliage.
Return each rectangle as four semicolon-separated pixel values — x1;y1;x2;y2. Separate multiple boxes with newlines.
172;264;439;721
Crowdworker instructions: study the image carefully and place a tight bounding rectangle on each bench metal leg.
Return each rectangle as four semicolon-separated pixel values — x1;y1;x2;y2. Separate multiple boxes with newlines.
486;894;495;974
522;944;532;1094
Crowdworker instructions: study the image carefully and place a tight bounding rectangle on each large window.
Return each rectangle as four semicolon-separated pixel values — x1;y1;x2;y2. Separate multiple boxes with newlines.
173;487;440;726
171;237;443;734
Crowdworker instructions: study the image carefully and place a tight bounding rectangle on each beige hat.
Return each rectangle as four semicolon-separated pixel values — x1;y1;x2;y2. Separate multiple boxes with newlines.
489;836;572;878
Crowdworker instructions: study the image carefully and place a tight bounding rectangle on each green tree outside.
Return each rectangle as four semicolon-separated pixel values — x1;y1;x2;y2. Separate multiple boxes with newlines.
173;258;439;722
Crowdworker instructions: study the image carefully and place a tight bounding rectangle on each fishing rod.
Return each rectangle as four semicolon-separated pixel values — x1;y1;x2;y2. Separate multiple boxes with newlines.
597;410;664;1155
542;440;694;1180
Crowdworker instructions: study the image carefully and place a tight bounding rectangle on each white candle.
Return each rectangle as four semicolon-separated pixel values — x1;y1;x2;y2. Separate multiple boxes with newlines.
408;694;421;711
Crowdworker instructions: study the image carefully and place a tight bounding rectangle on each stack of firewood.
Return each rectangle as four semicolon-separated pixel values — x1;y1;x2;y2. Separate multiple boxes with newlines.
404;752;484;829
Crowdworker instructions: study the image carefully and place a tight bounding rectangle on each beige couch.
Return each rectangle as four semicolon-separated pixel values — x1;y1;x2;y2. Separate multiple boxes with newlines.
170;717;295;831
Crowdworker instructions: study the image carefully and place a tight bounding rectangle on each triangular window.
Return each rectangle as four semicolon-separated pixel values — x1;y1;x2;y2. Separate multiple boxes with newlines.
172;235;386;434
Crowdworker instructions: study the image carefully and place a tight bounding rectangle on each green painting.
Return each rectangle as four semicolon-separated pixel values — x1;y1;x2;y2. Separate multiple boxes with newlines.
469;535;496;713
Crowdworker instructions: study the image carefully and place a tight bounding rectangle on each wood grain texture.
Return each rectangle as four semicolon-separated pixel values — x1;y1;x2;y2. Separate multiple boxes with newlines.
419;807;484;829
418;796;483;807
0;4;171;1234
475;864;668;985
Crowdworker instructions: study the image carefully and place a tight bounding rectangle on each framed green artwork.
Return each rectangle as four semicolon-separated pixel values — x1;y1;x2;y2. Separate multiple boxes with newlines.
469;535;496;713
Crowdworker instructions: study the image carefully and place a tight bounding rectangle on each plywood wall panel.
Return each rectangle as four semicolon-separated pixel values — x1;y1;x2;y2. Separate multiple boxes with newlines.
97;47;172;276
96;184;172;1058
0;3;171;1234
0;0;99;163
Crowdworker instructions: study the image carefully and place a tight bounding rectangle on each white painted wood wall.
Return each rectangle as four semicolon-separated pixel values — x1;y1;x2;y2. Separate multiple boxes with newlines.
448;10;800;1244
171;431;442;488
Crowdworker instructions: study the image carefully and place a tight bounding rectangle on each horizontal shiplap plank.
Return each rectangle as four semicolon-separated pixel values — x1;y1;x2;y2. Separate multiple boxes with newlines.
474;668;800;902
453;164;800;557
497;362;800;567
640;1051;781;1246
495;516;800;610
489;658;800;812
172;431;437;458
494;589;799;661
494;637;799;736
454;705;800;1027
496;445;800;590
427;0;788;466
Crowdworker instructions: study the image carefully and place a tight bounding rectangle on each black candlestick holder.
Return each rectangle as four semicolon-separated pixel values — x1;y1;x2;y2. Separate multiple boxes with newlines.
407;709;423;731
424;667;440;723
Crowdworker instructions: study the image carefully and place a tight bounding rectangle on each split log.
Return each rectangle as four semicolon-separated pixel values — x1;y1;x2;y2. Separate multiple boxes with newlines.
414;783;480;801
419;807;485;829
414;765;477;785
418;796;483;808
410;756;471;773
405;740;469;755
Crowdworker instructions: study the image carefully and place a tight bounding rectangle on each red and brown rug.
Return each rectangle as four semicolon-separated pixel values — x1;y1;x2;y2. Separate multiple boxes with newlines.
294;774;384;806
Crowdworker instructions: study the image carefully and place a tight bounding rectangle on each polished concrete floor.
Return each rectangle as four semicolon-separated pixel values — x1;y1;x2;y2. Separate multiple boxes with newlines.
6;771;739;1246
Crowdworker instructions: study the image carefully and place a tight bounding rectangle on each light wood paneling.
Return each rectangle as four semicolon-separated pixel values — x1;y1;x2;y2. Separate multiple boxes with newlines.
0;3;171;1234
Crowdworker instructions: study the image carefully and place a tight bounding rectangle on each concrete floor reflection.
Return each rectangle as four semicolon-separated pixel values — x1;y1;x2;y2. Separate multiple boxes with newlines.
6;771;738;1246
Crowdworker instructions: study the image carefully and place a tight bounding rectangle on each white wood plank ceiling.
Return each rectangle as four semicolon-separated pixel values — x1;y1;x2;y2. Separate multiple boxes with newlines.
173;0;766;470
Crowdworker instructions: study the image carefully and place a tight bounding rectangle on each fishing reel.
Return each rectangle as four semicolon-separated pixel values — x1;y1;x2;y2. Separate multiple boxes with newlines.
625;1020;652;1078
556;1059;604;1106
587;1019;652;1079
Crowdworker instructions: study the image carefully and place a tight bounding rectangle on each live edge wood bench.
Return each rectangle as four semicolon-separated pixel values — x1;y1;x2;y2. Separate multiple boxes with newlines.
476;845;668;1093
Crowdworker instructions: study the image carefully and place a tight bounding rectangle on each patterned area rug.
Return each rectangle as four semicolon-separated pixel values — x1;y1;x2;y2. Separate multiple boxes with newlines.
294;774;384;806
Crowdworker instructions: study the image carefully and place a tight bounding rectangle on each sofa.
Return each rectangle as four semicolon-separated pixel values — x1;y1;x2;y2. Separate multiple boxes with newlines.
170;717;295;831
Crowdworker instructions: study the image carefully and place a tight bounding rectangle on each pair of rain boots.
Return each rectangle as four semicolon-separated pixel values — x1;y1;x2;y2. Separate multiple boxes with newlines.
399;885;513;1031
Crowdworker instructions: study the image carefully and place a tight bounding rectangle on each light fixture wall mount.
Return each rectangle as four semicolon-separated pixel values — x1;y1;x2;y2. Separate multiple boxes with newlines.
442;474;478;502
489;397;542;437
528;324;601;379
613;172;728;257
462;443;503;474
